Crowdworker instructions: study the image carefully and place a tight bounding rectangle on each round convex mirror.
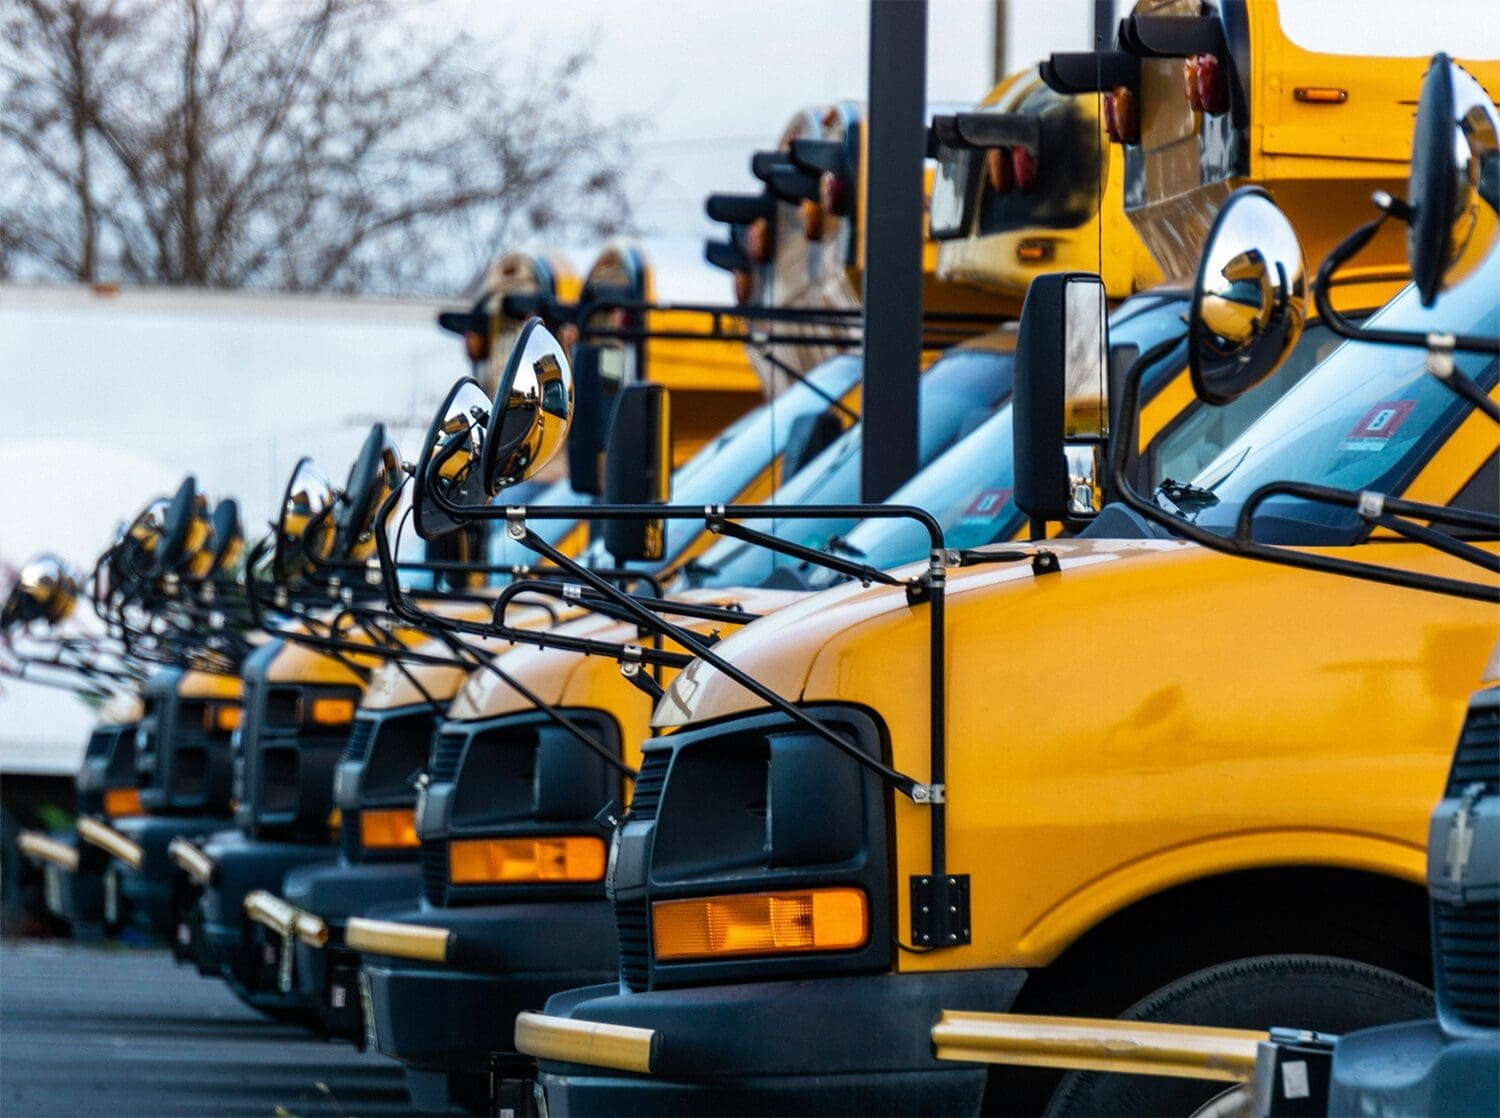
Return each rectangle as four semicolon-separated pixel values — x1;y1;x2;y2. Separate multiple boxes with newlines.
414;377;493;539
155;476;213;577
116;497;171;585
208;499;244;576
1;554;78;628
338;423;403;561
1188;186;1307;406
1408;53;1500;306
481;317;575;493
274;457;337;582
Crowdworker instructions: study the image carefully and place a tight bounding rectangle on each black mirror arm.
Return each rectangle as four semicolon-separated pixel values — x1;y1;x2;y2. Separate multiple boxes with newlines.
1235;481;1499;574
512;524;925;798
492;578;762;631
709;516;903;587
1111;342;1500;603
1314;210;1500;424
374;483;691;672
427;627;637;781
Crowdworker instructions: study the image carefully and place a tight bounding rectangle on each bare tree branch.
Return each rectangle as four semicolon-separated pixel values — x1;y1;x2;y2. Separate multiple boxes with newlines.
0;0;642;295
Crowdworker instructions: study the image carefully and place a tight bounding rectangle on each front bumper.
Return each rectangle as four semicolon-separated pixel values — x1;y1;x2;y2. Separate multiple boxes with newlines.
195;831;336;1015
529;968;1026;1116
17;831;108;936
1327;1018;1498;1117
267;859;423;1039
358;897;618;1075
111;814;233;940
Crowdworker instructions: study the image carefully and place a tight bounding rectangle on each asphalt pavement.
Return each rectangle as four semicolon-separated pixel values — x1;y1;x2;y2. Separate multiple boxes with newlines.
0;940;412;1117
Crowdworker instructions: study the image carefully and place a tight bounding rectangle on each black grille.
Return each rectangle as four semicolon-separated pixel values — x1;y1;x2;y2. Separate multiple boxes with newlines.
420;837;449;906
1435;900;1499;1028
429;729;467;783
616;899;650;990
84;729;113;761
1447;706;1499;796
342;717;377;764
628;753;668;821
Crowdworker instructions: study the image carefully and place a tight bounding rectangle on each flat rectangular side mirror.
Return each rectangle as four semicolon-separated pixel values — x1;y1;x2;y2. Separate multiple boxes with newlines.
602;383;672;563
1013;273;1110;528
566;344;610;495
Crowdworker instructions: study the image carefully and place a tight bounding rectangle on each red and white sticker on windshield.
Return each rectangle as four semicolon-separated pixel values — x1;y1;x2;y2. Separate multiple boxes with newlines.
1343;400;1415;452
963;488;1013;520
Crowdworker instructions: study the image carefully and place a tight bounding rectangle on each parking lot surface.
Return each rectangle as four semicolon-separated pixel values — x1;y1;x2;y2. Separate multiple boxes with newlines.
0;940;410;1117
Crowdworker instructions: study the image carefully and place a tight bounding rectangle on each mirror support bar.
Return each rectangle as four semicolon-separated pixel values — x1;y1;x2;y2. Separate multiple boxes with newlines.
1111;340;1500;603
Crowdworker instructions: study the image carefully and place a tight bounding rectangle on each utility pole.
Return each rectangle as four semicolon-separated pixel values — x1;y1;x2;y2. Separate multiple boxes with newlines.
860;0;927;503
992;0;1008;83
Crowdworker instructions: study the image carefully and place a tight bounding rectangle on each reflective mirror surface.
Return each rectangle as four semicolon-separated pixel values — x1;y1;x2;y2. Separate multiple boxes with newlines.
274;457;336;581
482;318;574;492
1189;188;1307;406
339;423;403;560
1;554;78;628
1062;276;1109;440
414;377;492;539
209;499;244;575
155;476;213;577
1408;54;1500;305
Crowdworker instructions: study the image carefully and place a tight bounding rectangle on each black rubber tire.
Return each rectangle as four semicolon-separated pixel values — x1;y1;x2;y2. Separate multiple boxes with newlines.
1044;954;1433;1117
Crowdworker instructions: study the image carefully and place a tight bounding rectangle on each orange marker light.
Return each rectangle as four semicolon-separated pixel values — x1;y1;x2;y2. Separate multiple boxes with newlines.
746;217;772;265
1016;240;1055;264
104;787;143;818
203;703;241;734
801;198;825;242
652;887;868;962
307;696;356;726
1294;87;1348;104
449;836;607;885
360;808;419;850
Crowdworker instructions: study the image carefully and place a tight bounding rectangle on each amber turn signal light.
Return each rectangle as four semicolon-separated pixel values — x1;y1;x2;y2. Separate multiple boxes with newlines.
307;696;356;726
360;808;419;850
202;703;241;734
449;835;607;885
652;887;868;962
104;786;142;818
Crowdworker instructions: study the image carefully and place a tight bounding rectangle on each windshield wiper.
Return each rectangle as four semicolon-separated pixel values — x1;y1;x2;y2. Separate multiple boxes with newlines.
1154;478;1221;517
824;534;868;559
681;556;720;581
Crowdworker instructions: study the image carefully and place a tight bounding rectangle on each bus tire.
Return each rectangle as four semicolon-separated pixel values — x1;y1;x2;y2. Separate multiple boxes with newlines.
1043;954;1432;1117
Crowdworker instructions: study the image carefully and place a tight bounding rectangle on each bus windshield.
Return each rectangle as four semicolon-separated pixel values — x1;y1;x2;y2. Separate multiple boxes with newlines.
577;353;865;570
681;343;1015;590
799;294;1192;588
1190;250;1500;545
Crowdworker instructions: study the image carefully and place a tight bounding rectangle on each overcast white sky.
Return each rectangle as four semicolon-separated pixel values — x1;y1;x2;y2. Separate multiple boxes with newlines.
420;0;1500;295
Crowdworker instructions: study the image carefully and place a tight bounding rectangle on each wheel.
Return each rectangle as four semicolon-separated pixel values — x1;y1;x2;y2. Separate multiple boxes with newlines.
1044;954;1432;1117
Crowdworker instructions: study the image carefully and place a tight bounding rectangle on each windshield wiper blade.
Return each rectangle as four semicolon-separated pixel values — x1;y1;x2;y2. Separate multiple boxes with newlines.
824;534;868;559
1155;477;1220;516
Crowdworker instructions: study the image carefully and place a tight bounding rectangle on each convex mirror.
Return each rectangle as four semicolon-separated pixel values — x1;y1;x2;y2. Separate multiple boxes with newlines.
338;423;403;560
414;378;492;538
208;499;244;576
483;318;574;492
1407;53;1500;306
1;554;78;628
1189;186;1306;406
155;476;215;577
274;457;337;582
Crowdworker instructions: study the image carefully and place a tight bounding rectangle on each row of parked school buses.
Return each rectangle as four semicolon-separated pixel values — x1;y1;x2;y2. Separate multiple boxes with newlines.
4;3;1497;1115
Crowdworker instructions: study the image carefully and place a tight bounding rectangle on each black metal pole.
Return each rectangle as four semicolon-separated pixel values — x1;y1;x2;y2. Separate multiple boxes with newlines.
861;0;927;502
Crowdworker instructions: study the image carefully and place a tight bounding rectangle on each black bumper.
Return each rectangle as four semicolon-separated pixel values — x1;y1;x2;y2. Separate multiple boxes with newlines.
361;897;618;1075
196;831;336;1016
1327;1018;1498;1117
281;858;422;1036
114;814;233;940
38;834;108;938
535;968;1026;1117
